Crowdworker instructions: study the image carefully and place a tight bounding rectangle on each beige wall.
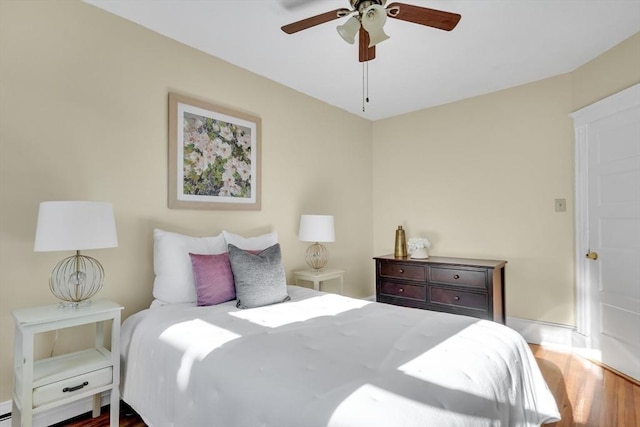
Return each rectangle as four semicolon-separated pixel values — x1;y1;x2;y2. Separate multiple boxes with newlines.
372;32;640;327
0;0;373;403
0;0;637;407
373;75;577;325
572;33;640;111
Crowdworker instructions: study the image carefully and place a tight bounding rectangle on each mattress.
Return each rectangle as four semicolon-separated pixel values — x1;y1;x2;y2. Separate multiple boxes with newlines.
120;285;560;427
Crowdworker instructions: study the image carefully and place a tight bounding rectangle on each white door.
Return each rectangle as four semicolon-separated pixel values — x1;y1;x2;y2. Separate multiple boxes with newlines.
572;84;640;381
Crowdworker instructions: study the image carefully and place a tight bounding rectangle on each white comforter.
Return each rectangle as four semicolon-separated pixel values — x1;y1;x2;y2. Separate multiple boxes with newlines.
121;286;560;427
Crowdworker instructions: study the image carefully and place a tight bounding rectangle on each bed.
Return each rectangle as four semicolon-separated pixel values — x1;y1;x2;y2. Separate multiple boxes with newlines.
120;229;560;426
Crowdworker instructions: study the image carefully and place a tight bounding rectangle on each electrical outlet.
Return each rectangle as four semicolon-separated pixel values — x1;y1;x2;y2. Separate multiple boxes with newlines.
555;198;566;212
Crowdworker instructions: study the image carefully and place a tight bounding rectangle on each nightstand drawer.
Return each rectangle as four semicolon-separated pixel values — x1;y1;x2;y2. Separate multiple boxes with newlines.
12;300;123;426
430;267;487;289
379;262;426;281
33;367;112;408
429;286;488;312
379;281;426;301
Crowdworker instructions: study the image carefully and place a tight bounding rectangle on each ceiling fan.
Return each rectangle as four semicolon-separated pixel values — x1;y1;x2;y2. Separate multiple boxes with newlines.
281;0;461;62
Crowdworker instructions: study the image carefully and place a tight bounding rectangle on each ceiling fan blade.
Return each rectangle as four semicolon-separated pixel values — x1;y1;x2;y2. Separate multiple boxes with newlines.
386;2;461;31
281;8;350;34
359;27;376;62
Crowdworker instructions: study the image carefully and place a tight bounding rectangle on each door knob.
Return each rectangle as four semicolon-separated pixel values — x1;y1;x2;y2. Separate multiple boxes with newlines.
585;251;599;260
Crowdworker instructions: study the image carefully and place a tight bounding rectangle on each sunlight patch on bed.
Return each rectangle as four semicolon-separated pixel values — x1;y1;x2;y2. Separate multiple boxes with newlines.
229;294;371;327
397;322;488;389
159;318;241;390
329;383;489;426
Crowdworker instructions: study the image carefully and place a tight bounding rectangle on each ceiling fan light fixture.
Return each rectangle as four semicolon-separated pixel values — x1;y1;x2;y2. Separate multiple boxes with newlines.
337;15;360;44
361;4;389;47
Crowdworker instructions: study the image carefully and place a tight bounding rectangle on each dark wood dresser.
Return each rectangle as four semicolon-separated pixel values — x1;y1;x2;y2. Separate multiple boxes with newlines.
374;255;507;323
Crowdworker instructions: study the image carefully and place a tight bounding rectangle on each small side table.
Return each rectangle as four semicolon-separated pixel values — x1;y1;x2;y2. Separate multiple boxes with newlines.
293;268;345;295
12;299;123;427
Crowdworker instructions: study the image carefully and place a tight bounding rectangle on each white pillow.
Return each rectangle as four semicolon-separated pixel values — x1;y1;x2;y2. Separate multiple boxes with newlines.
152;228;227;304
222;230;278;251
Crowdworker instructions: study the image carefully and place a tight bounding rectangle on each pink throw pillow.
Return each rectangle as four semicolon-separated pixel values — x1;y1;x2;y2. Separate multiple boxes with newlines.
189;253;235;306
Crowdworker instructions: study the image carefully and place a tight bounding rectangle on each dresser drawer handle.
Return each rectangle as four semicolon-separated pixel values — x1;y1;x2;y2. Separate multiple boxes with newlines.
453;274;460;280
398;288;404;293
63;381;89;393
398;269;405;273
454;296;460;301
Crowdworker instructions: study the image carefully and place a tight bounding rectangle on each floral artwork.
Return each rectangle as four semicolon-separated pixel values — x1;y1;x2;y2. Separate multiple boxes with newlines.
169;93;261;210
182;113;253;198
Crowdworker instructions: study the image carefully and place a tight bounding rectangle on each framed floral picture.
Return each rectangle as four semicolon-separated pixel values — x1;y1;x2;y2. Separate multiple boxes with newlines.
168;93;261;210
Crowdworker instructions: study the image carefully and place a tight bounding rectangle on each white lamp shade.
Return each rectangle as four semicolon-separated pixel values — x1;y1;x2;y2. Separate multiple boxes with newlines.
298;215;335;243
361;4;390;47
34;201;118;252
337;16;361;44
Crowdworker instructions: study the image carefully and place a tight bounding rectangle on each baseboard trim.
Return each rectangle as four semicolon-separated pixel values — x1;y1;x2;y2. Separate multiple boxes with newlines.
0;392;110;427
506;316;575;349
0;400;11;427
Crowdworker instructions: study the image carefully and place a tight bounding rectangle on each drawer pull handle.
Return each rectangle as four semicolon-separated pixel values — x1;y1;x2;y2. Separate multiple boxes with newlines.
453;274;460;280
398;269;405;273
454;296;460;301
398;288;404;293
63;381;88;393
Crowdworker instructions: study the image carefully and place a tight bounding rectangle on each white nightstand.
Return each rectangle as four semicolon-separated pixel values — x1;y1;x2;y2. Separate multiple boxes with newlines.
293;268;345;295
12;299;123;427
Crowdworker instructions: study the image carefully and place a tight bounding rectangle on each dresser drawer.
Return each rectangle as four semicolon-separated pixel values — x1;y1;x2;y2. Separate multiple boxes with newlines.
375;255;506;323
379;262;426;281
32;367;112;408
429;286;488;312
379;281;426;301
430;266;487;289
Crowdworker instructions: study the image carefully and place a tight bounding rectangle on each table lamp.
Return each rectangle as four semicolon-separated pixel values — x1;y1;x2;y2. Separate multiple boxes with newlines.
298;214;335;271
34;201;118;307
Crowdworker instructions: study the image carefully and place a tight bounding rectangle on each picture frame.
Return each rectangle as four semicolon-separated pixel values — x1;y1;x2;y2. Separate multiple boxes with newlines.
168;93;261;210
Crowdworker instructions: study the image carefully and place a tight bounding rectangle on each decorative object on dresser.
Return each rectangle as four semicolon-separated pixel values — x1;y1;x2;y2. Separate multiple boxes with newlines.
33;201;118;307
407;236;431;259
12;300;123;427
374;254;507;323
393;225;407;258
298;214;335;271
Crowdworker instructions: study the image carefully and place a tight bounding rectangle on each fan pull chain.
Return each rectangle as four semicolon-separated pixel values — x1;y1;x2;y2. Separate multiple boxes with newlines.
366;61;369;103
362;61;370;112
362;62;365;112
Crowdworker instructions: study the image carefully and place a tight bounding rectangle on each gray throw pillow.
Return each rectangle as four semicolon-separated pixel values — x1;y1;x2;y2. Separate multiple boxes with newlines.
228;243;290;309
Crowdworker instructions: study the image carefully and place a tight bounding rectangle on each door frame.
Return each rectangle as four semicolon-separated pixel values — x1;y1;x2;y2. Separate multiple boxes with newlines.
571;83;640;346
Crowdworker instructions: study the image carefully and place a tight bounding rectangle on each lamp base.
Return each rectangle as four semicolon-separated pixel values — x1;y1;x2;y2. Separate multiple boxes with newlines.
305;242;329;270
50;251;104;305
58;300;94;309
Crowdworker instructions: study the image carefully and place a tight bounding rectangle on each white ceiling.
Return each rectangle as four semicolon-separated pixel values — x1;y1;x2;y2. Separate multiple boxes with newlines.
85;0;639;121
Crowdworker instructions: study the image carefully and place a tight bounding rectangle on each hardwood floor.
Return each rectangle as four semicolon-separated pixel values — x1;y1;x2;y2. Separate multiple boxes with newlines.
529;344;640;426
61;344;639;427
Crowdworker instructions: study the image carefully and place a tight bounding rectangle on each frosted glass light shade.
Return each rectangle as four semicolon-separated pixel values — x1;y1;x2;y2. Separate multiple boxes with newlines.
361;4;390;47
337;16;360;44
298;215;335;243
34;201;118;252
